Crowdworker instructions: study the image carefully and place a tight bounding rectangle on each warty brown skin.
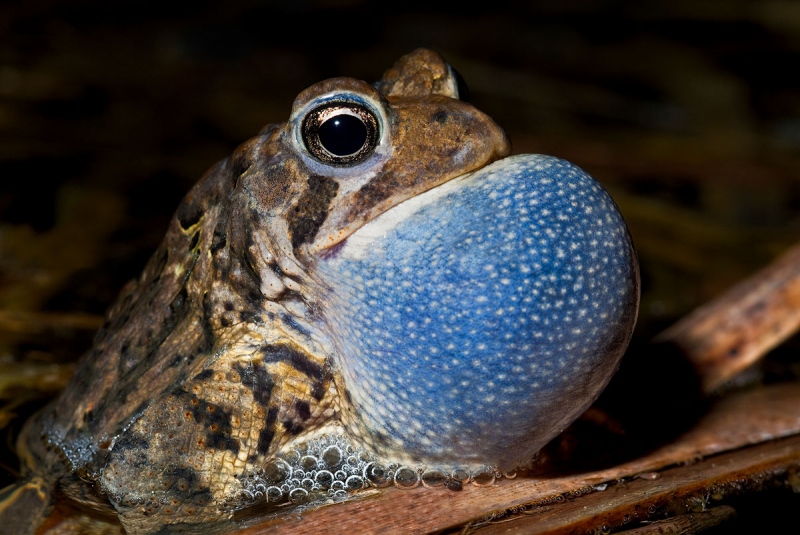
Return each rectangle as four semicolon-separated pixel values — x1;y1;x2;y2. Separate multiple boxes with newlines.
1;49;510;534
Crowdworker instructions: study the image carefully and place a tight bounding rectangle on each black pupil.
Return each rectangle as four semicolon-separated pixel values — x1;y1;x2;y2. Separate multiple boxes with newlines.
318;113;367;156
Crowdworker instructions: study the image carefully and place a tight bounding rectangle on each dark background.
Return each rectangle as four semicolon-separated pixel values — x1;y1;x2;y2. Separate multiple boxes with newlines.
3;1;800;334
1;1;800;532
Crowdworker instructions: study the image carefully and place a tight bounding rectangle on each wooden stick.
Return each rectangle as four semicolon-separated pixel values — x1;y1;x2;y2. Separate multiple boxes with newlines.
231;383;800;535
655;240;800;393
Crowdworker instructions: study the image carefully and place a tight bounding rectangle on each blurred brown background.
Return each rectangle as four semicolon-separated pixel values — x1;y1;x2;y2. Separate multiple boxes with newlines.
1;0;800;531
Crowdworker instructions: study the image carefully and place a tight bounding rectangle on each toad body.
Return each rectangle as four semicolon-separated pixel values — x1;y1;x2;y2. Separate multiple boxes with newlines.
0;49;638;534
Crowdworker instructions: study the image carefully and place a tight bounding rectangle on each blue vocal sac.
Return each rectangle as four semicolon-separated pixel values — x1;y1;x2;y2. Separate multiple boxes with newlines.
319;154;640;471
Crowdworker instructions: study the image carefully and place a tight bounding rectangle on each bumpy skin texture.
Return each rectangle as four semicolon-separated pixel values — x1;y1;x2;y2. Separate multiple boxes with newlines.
1;49;510;534
0;49;639;535
320;155;639;469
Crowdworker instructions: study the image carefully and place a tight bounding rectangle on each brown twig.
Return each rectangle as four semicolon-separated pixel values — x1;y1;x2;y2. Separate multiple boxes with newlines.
655;240;800;394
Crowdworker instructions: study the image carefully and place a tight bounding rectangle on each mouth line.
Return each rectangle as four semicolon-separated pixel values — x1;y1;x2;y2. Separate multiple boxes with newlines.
316;160;509;264
313;152;513;261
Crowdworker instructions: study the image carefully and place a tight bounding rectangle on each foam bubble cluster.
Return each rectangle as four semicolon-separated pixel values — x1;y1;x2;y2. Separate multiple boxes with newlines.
230;432;508;510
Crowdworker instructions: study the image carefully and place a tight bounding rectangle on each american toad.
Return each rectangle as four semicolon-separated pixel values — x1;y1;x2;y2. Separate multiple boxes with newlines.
0;49;638;534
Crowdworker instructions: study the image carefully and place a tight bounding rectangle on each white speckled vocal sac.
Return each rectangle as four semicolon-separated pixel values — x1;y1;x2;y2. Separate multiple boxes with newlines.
319;154;640;471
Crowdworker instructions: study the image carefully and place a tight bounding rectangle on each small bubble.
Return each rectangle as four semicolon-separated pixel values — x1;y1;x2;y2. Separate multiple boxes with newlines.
342;464;359;476
421;469;447;488
289;488;309;504
472;469;496;487
333;489;349;501
330;480;346;491
345;475;365;490
294;469;306;479
346;455;360;467
263;458;292;484
315;470;334;486
451;468;471;483
300;455;319;471
334;470;348;481
301;478;315;489
502;470;518;479
282;449;301;465
363;462;391;487
394;467;420;489
267;486;283;502
322;445;343;467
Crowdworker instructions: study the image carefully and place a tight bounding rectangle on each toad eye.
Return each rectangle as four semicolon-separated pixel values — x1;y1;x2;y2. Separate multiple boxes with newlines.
301;102;379;165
